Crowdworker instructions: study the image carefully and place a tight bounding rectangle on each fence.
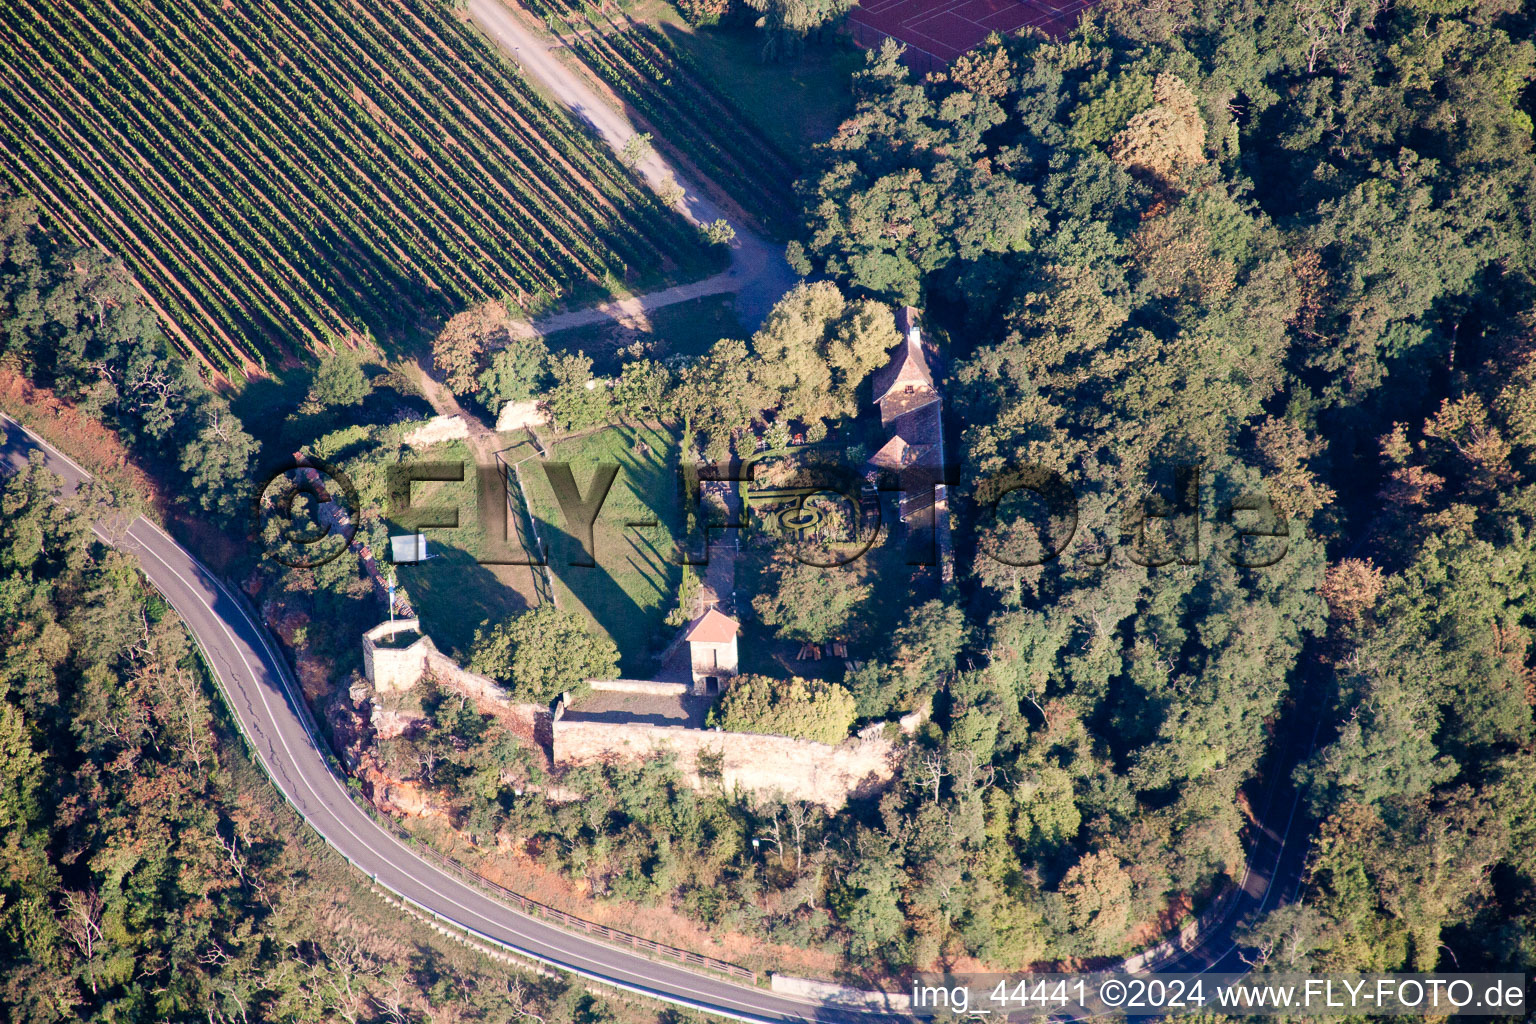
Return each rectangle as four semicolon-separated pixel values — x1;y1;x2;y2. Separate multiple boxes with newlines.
495;449;557;607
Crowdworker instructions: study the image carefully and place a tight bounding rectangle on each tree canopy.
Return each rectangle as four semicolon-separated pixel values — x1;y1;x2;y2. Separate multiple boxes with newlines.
308;352;372;408
709;674;857;744
470;605;620;703
779;0;1536;973
750;280;898;435
1;196;258;525
751;551;874;645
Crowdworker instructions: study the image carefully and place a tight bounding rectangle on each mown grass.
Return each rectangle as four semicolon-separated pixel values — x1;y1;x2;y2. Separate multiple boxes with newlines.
623;0;864;164
544;292;744;374
520;423;685;674
386;436;545;660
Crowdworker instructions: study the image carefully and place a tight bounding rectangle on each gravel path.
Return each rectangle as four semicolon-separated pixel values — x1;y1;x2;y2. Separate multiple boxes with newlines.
465;0;796;333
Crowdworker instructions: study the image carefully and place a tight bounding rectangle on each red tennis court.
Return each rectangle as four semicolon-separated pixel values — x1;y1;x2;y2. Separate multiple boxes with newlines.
848;0;1097;74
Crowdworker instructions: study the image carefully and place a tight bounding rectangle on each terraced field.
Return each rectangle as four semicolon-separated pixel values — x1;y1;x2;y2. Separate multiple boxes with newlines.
521;0;802;236
0;0;716;377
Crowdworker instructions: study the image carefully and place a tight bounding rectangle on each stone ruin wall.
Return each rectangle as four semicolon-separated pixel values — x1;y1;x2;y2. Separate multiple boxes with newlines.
552;719;897;811
362;619;547;750
363;622;899;808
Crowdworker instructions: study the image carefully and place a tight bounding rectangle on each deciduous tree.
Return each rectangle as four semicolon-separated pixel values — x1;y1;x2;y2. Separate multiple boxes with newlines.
709;674;856;744
470;606;619;703
433;301;507;396
751;553;872;645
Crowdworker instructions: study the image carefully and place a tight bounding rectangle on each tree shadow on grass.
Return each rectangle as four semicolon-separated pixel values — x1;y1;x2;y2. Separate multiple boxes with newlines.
518;424;687;674
398;542;531;662
542;515;658;677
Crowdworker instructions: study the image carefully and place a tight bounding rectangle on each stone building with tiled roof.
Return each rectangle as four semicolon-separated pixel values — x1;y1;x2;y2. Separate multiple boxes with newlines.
866;306;954;582
685;607;739;693
870;306;940;427
869;433;930;471
868;308;945;516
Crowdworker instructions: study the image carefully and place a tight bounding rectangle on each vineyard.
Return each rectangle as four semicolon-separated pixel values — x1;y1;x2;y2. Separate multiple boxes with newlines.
0;0;718;378
520;0;802;237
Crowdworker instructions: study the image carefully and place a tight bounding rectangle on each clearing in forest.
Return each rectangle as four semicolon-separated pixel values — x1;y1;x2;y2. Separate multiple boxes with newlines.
520;423;686;674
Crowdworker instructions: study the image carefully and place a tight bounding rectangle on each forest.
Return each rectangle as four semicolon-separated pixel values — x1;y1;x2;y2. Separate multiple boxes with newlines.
1;0;1534;1009
0;455;657;1021
399;0;1536;971
787;0;1536;974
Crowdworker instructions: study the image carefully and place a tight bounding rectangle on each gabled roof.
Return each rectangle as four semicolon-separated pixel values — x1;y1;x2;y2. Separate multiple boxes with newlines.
868;435;911;470
868;434;930;470
686;608;739;644
871;318;936;405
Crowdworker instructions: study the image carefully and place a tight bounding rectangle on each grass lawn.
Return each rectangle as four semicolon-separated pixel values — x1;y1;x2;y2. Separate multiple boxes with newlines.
544;293;744;374
395;428;929;678
386;436;546;661
621;0;864;165
519;423;686;674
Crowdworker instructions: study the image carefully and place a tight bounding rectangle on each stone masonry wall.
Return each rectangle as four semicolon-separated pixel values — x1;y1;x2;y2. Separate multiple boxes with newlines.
553;720;897;810
361;620;897;807
588;679;690;697
422;650;513;703
362;619;433;693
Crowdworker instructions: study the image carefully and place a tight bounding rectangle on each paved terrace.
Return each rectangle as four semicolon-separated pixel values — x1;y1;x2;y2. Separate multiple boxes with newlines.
561;690;714;728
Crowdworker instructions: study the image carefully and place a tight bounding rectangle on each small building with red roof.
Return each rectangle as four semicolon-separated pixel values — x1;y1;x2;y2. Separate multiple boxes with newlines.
686;607;740;694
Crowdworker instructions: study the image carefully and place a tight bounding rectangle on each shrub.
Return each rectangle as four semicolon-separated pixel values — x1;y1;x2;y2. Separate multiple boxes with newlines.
469;605;619;703
621;132;653;169
702;219;736;246
477;333;551;407
708;674;856;745
676;0;731;25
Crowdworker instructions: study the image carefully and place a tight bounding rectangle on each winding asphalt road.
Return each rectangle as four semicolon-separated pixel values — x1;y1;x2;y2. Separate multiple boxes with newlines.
0;412;891;1024
0;2;1321;1013
439;0;1330;987
0;410;1321;1019
1146;703;1320;975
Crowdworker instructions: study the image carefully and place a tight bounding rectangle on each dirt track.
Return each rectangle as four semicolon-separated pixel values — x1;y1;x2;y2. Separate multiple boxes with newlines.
465;0;797;334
